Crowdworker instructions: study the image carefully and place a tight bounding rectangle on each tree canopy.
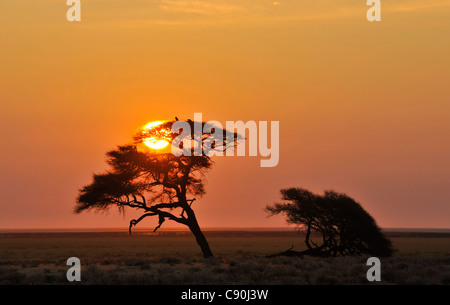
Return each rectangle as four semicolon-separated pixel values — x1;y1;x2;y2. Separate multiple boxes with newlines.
75;120;239;258
266;188;393;257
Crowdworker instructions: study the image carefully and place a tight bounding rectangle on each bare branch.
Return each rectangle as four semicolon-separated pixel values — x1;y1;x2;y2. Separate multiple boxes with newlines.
150;202;183;210
128;209;188;235
129;213;156;234
153;214;165;232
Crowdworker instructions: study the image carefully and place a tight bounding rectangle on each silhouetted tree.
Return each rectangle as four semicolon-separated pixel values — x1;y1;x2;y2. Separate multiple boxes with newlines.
266;188;393;257
75;120;239;258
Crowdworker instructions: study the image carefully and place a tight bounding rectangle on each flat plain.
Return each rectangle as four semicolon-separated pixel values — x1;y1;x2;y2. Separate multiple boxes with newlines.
1;229;449;284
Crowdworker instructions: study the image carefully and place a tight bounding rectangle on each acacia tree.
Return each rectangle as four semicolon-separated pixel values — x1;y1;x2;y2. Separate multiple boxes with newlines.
266;188;393;257
75;120;238;258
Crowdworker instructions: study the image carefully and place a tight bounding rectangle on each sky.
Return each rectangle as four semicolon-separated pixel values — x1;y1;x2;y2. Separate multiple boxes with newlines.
0;0;449;229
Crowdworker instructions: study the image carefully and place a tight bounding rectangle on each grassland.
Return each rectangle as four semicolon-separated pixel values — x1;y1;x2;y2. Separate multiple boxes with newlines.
0;230;449;285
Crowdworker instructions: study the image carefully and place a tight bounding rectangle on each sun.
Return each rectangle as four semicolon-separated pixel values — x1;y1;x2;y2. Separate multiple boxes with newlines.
143;121;171;150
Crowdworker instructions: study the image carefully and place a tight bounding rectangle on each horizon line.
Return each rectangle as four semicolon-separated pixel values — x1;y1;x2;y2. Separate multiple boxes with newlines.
1;226;450;233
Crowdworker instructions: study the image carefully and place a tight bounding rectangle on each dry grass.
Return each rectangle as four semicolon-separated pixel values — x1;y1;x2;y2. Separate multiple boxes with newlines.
0;231;449;285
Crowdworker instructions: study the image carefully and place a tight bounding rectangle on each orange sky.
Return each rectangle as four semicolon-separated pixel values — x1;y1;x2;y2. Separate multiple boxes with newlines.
0;0;449;229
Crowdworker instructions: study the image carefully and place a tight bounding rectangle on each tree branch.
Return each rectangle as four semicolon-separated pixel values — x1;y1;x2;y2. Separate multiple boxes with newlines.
180;198;196;217
129;213;156;234
128;209;188;235
153;214;165;232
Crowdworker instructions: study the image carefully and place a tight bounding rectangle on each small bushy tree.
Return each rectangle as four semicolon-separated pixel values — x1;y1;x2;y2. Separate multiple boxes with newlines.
266;188;393;257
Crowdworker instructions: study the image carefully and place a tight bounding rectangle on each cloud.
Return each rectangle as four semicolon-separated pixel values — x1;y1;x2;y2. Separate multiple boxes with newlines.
58;0;450;29
159;0;247;15
388;0;450;12
155;0;450;24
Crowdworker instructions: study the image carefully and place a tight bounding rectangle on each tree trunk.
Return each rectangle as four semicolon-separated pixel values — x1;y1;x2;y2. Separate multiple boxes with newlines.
185;207;214;258
305;224;313;250
189;222;214;258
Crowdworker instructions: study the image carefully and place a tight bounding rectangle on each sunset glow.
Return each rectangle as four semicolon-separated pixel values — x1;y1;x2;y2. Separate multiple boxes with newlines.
1;0;449;230
143;121;171;149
